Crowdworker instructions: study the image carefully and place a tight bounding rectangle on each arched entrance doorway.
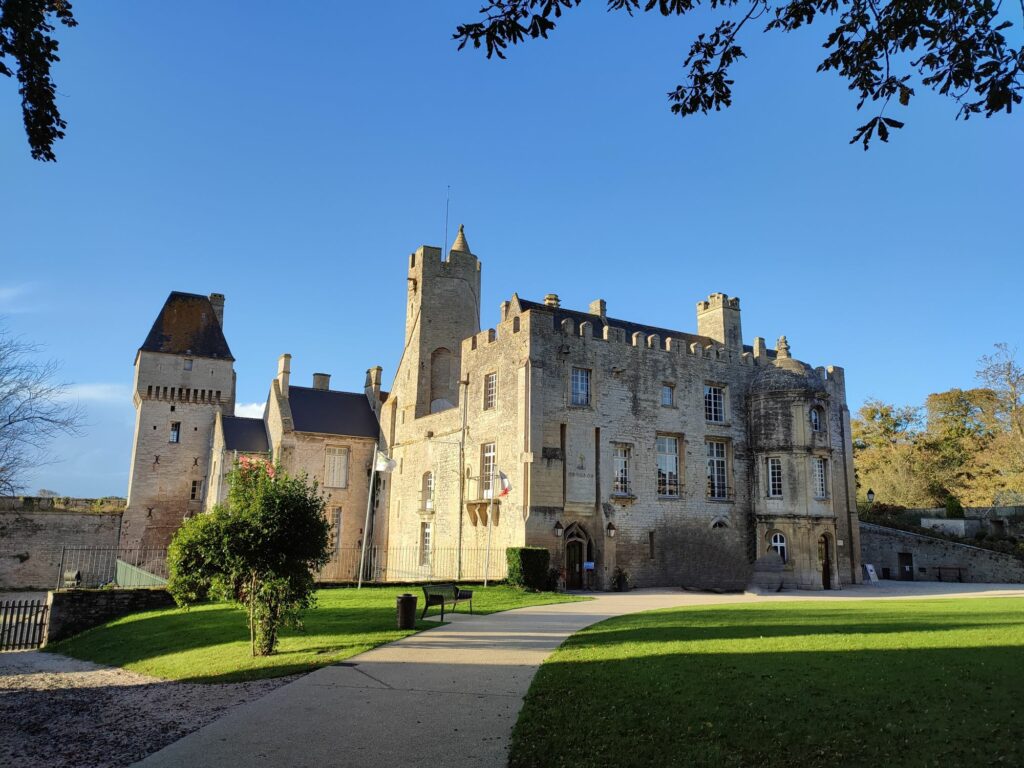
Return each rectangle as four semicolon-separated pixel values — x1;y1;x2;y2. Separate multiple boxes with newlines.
564;523;594;590
818;533;833;590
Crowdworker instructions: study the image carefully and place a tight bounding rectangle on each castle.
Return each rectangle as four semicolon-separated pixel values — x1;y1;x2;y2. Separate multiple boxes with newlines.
122;226;861;590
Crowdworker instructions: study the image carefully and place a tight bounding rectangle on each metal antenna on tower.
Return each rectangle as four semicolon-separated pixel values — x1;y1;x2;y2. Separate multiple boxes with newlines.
442;185;451;255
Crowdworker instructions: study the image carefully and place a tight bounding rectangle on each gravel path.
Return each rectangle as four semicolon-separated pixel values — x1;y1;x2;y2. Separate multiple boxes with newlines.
0;651;296;768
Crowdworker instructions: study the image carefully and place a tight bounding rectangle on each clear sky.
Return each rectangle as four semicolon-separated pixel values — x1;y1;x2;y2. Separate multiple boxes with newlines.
2;3;1021;497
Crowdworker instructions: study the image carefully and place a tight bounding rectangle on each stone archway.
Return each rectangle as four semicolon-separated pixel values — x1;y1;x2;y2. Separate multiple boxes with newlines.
563;522;594;590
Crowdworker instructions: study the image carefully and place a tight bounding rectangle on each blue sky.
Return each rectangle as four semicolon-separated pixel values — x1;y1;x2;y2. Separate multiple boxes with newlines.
2;3;1021;497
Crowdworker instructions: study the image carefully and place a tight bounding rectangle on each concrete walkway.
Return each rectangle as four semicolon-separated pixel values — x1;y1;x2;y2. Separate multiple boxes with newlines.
135;583;1024;768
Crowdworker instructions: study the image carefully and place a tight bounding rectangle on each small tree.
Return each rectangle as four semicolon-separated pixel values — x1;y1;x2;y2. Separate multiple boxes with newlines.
167;458;331;656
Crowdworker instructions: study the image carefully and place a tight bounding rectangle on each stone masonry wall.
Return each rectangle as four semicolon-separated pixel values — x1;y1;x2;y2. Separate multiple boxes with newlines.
44;588;175;644
860;522;1024;583
0;511;122;590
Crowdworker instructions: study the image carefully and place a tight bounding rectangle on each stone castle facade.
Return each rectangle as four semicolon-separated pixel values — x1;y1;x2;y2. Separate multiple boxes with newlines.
123;226;861;590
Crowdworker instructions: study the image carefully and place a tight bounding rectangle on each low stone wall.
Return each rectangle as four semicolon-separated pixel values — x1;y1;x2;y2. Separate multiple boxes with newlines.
44;588;175;644
0;511;123;590
860;522;1024;583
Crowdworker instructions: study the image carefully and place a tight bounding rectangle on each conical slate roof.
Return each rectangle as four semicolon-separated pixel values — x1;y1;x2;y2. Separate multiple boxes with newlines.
139;291;233;360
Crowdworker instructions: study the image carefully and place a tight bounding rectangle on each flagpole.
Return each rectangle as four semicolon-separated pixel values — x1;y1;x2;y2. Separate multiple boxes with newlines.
358;457;378;590
484;460;495;587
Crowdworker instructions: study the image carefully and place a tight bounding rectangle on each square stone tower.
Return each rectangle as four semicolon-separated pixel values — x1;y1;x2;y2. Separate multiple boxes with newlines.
120;292;236;550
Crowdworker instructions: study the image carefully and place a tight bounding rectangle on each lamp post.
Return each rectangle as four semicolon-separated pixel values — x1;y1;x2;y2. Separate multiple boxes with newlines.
866;488;875;508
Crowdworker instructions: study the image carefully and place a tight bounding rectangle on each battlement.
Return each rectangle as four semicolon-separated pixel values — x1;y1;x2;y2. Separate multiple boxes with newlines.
696;292;740;313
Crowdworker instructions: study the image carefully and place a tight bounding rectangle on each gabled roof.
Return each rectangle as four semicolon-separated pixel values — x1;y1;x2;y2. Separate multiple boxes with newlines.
287;387;379;438
517;299;773;357
221;416;269;453
140;291;233;360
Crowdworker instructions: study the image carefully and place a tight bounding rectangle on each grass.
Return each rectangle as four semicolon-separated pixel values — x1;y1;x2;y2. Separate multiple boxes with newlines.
510;598;1024;768
48;585;586;683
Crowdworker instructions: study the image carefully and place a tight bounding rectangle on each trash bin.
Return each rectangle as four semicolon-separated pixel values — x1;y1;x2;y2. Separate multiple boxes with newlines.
396;593;417;629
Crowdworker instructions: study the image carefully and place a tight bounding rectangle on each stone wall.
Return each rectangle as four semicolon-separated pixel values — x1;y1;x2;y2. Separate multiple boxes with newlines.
860;522;1024;583
44;588;175;644
0;511;122;590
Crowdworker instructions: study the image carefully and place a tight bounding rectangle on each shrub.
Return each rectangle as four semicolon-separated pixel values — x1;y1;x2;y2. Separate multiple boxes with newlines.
506;547;550;591
945;496;965;518
167;459;330;656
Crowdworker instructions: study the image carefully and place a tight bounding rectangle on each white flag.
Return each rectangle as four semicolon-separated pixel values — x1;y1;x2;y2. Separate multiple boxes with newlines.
374;450;397;473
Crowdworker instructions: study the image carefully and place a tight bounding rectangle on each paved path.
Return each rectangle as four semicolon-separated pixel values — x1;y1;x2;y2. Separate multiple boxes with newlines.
135;583;1024;768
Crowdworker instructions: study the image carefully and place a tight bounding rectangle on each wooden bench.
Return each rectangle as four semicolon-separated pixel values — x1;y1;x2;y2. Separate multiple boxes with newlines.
421;584;474;620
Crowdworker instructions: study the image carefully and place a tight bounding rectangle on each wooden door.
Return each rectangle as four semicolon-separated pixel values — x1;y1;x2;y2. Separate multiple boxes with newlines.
566;540;583;589
898;552;914;581
819;536;832;590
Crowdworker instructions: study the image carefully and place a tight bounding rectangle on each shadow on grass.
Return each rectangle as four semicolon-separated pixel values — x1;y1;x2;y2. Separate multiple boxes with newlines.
511;643;1024;768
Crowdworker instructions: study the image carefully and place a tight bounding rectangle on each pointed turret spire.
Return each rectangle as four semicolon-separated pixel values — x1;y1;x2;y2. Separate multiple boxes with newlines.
451;224;471;254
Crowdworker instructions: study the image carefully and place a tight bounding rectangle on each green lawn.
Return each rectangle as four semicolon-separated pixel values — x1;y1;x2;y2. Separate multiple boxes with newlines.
510;598;1024;768
48;585;585;684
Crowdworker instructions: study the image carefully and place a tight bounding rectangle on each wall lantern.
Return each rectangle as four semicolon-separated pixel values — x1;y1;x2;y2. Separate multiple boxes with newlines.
866;488;875;504
606;522;616;538
554;520;563;537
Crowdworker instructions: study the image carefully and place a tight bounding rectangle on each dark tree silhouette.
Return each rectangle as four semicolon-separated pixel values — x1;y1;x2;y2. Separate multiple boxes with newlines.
1;0;77;162
453;0;1023;148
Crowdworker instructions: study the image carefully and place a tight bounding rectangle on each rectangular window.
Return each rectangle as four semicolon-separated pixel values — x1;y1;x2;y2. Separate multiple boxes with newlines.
183;359;193;371
419;521;432;566
481;442;497;498
706;440;728;499
484;372;497;410
332;508;342;552
571;367;591;407
661;384;674;407
423;472;434;510
656;436;680;497
812;457;828;498
767;457;783;498
704;385;725;423
190;479;202;501
169;422;180;443
613;444;631;495
325;446;349;488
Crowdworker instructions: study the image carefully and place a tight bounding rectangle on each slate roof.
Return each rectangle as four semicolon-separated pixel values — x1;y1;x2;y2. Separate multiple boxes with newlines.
287;387;379;438
221;416;270;453
518;298;774;358
140;292;233;360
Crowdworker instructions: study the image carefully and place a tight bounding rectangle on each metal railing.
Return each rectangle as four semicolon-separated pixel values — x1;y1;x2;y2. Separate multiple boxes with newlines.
0;599;49;651
57;547;169;589
55;545;507;589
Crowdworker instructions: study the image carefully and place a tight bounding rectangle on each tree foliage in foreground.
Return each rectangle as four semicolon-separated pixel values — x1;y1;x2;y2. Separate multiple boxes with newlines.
853;344;1024;508
1;0;77;161
454;0;1023;148
167;458;331;657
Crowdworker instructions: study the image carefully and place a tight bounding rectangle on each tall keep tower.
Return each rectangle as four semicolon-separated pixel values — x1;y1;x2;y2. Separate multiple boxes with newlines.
121;292;236;550
402;225;481;418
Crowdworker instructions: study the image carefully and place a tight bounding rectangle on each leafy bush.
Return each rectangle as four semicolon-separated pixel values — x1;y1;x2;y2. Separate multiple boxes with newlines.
167;458;330;656
945;496;965;518
506;547;550;591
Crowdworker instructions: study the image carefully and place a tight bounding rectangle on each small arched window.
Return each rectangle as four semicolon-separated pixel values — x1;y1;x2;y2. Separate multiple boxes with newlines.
711;519;728;529
770;532;787;562
809;407;823;433
512;317;521;333
422;471;434;511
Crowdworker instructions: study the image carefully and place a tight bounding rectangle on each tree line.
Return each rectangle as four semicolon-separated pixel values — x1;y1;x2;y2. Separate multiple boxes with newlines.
852;344;1024;510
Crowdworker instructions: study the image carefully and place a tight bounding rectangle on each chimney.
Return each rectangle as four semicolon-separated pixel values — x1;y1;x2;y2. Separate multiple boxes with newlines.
209;293;225;328
312;372;331;391
277;353;291;397
544;293;561;308
588;299;606;318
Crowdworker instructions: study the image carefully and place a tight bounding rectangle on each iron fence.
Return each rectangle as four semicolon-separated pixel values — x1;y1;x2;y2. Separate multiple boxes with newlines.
319;546;508;583
56;545;508;589
57;547;169;589
0;598;49;651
